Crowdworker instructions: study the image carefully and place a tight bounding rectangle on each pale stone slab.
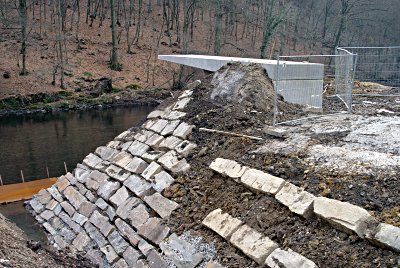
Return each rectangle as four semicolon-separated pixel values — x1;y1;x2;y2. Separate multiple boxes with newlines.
120;141;133;151
64;186;86;210
147;110;165;119
89;170;109;183
30;198;44;214
115;218;141;246
125;157;148;174
72;212;88;226
72;232;91;252
202;208;243;239
230;225;278;264
173;97;191;111
83;153;103;169
163;111;187;120
109;186;130;207
186;80;201;91
143;119;156;130
144;192;179;219
40;210;54;221
116;197;141;219
265;248;318;268
112;151;134;169
314;197;373;237
129;140;150;156
60;201;75;217
59;212;81;233
152;171;175;193
36;189;52;204
100;245;119;264
46;199;58;210
89;210;115;237
55;176;71;192
241;168;284;195
366;223;400;252
157;151;190;174
85;222;108;248
95;198;108;210
73;167;91;184
149;119;169;133
175;140;197;157
134;130;154;143
172;122;194;139
161;120;180;136
145;133;164;148
124;175;154;198
106;205;116;221
95;146;119;161
138;238;155;256
137;217;170;245
142;150;165;163
159;136;183;150
105;164;131;182
94;160;111;172
97;180;121;201
108;230;130;255
142;162;163;181
116;130;136;142
114;259;129;268
275;182;315;218
107;140;121;149
209;158;248;179
123;247;142;267
128;203;150;229
79;201;96;217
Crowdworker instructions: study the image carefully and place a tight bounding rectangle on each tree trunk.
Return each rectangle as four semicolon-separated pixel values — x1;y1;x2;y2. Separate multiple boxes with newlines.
110;0;120;70
19;0;28;75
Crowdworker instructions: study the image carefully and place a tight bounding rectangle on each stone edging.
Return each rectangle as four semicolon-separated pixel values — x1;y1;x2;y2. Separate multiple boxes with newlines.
209;158;400;253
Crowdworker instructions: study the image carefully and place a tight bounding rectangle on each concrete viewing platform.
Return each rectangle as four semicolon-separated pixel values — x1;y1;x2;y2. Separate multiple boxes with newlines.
158;54;324;108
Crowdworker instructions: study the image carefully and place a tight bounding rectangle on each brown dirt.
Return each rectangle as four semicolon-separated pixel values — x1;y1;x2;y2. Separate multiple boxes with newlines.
164;64;399;267
0;213;93;268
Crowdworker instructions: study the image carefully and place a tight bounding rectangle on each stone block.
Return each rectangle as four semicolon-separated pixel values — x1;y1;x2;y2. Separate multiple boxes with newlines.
94;160;111;172
36;189;52;205
149;119;169;133
134;130;154;143
314;197;373;237
95;198;109;210
89;210;115;237
142;162;163;181
106;205;117;221
275;182;315;219
83;153;103;169
108;230;130;255
128;140;150;157
64;186;86;210
175;141;197;157
49;216;64;230
138;239;155;256
89;170;109;183
124;175;154;198
79;201;96;217
74;167;91;184
230;225;278;265
72;231;91;252
85;191;96;202
109;186;130;207
40;210;54;221
116;130;135;142
46;199;59;210
54;235;68;249
144;193;179;219
105;164;130;182
366;223;400;252
98;180;121;201
72;212;88;226
53;204;62;216
205;261;224;268
202;208;242;239
55;176;71;192
66;172;78;185
159;136;183;150
161;120;180;136
143;119;156;130
115;218;141;246
123;247;142;267
112;151;134;169
128;203;150;229
152;171;175;193
107;140;121;149
159;233;203;268
114;259;129;268
120;141;133;151
116;197;141;220
125;157;148;174
179;89;194;99
172;122;194;139
157;151;190;174
95;146;119;161
162;111;187;120
145;133;164;148
173;97;191;111
30;198;44;214
85;249;105;267
75;181;88;196
59;227;76;242
147;250;168;268
100;245;119;264
48;186;64;202
43;222;56;235
241;168;284;195
147;110;165;119
59;212;81;233
142;151;164;163
265;248;318;268
35;215;44;224
209;158;247;179
137;217;170;245
85;222;108;248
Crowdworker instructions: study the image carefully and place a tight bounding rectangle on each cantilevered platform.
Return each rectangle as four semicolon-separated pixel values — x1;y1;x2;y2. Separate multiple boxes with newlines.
159;54;324;108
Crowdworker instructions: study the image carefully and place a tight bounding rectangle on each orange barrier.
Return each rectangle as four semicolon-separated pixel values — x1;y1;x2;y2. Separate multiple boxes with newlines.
0;178;57;204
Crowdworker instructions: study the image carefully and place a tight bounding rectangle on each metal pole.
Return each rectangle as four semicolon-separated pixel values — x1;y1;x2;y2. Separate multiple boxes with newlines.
21;170;25;183
46;166;50;178
0;175;3;186
64;162;68;173
349;53;358;114
273;56;280;127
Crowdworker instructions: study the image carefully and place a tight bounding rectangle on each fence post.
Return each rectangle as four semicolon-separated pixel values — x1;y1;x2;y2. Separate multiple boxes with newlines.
46;166;50;178
0;175;3;186
64;162;68;173
273;56;280;127
21;170;25;183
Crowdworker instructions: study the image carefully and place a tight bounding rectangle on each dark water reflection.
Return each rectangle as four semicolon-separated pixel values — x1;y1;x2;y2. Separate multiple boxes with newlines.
0;106;153;184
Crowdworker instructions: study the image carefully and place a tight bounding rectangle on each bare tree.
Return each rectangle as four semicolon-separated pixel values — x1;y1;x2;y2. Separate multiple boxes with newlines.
110;0;121;70
18;0;28;75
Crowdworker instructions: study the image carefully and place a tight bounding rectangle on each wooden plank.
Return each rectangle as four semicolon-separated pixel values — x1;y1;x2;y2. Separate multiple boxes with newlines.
0;178;57;204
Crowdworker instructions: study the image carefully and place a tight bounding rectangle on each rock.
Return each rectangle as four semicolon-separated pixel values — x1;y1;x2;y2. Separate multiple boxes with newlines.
179;89;194;99
128;140;150;156
314;197;373;237
95;146;119;161
107;140;121;149
202;208;243;239
161;120;180;136
160;233;203;268
152;171;175;193
60;201;75;217
89;210;115;236
366;223;400;252
115;218;141;246
100;245;119;264
162;111;187;120
157;151;190;174
85;222;108;248
230;224;278;265
120;141;133;151
49;216;64;230
54;235;68;249
142;162;163;181
46;199;59;210
108;230;130;255
97;180;121;201
85;249;105;267
186;80;201;91
55;176;71;192
173;97;191;111
116;130;136;142
95;198;109;210
159;136;183;150
134;130;154;143
124;175;154;198
40;210;54;221
205;261;224;268
147;249;168;268
106;205;116;220
149;119;169;133
73;167;91;184
59;212;81;233
113;259;129;268
145;133;164;148
79;201;96;217
241;168;284;195
275;182;315;219
109;186;130;207
72;232;91;251
83;153;103;168
128;203;150;229
43;222;56;235
59;227;76;242
94;160;111;172
105;164;130;182
125;157;148;174
143;120;156;130
93;77;112;95
265;248;318;268
137;217;170;245
175;141;197;157
47;186;64;202
30;198;44;214
144;192;179;219
65;173;77;185
112;151;134;169
36;189;52;204
123;247;142;267
138;238;155;256
64;186;86;210
72;212;88;226
147;110;165;119
209;158;248;179
172;122;194;139
142;151;165;162
116;197;141;219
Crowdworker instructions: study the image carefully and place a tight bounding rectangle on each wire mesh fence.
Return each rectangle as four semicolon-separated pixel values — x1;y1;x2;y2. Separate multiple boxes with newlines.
273;52;357;125
337;46;400;95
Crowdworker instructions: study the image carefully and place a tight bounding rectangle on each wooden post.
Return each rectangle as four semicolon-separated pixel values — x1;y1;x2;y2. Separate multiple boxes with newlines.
0;175;3;186
46;166;50;178
64;162;68;173
21;170;25;183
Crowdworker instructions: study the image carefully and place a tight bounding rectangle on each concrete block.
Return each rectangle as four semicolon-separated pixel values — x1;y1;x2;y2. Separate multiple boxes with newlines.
230;225;278;265
97;180;121;201
209;158;248;179
128;140;150;157
108;230;130;255
175;140;197;157
100;245;119;264
125;157;148;174
115;218;141;246
314;197;373;237
161;120;180;136
159;136;183;150
64;186;86;210
144;192;179;219
142;162;163;181
109;186;130;207
124;175;154;198
123;247;142;267
202;208;243;239
275;182;315;218
128;203;150;229
105;164;130;182
137;217;170;245
172;122;194;139
241;168;284;195
152;171;175;193
89;210;115;237
149;119;169;133
366;223;400;252
173;97;191;111
265;248;318;268
147;110;165;119
116;197;141;220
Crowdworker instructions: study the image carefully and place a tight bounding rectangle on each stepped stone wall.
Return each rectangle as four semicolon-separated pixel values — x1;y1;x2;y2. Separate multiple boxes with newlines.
28;84;202;267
